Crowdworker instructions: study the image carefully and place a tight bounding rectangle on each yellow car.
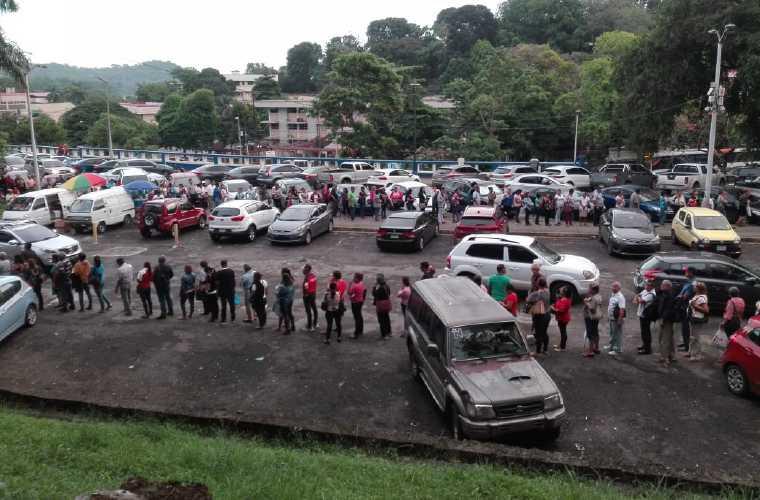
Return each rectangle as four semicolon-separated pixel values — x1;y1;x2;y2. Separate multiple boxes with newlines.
671;207;741;257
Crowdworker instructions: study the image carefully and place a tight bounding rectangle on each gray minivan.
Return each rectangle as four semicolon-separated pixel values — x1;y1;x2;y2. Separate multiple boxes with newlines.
406;277;565;441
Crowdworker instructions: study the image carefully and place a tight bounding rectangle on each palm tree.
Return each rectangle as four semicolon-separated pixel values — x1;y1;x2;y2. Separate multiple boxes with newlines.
0;0;29;84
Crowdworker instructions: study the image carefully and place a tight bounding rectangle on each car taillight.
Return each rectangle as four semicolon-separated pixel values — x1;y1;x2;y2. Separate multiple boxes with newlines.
446;255;451;268
230;215;244;221
378;176;387;180
401;231;415;238
207;215;215;221
377;228;388;237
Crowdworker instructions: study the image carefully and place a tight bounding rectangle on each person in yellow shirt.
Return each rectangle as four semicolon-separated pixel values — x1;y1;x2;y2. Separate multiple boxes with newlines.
72;253;92;311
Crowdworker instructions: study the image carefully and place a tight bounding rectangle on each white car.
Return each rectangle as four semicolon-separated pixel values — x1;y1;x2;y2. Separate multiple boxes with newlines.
542;165;591;188
503;174;573;194
0;220;81;266
221;179;252;199
656;163;725;191
366;168;421;186
446;234;599;300
480;165;538;184
208;199;279;242
101;167;150;185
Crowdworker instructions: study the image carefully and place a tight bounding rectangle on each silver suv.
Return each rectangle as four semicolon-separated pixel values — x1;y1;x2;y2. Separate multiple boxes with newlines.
406;277;565;440
446;234;599;300
0;221;81;266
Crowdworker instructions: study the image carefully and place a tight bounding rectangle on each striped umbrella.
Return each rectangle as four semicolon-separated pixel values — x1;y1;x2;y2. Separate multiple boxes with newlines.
61;173;107;191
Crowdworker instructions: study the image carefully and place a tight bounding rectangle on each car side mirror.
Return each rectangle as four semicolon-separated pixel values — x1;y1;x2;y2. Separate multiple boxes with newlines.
426;343;440;357
745;276;760;285
8;239;19;246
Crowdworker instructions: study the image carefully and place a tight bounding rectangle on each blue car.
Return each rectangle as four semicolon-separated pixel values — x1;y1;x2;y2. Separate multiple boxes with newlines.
0;275;38;342
599;186;674;222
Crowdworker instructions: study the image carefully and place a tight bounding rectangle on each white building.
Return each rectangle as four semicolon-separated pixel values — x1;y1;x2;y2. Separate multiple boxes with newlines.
119;101;162;124
224;71;277;104
254;95;327;146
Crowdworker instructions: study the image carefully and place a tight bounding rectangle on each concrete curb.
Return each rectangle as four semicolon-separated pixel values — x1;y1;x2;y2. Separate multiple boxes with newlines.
0;388;756;494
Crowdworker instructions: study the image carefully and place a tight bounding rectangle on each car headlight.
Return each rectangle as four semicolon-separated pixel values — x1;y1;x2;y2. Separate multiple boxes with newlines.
702;238;711;245
298;225;309;233
582;270;595;280
43;248;57;254
734;238;741;244
544;393;564;411
465;399;496;420
653;234;661;242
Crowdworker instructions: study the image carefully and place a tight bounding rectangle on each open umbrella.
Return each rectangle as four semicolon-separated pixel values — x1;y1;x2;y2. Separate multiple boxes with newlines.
61;173;107;191
124;180;157;192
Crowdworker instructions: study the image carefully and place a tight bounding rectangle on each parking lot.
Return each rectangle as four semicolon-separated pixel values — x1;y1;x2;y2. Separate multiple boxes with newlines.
0;223;758;485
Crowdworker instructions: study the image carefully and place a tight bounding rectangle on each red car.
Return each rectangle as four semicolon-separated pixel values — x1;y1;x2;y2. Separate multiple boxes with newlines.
454;206;504;239
721;317;760;397
137;198;207;239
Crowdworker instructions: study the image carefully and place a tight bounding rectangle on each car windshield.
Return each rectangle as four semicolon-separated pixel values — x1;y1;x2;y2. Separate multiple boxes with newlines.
451;322;527;361
530;240;561;264
212;207;240;217
6;197;33;211
694;216;731;230
15;225;57;242
614;213;651;229
279;207;312;221
69;199;94;213
459;217;494;226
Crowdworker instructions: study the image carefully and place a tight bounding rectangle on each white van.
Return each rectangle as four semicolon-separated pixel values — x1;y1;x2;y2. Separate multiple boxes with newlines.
169;171;202;188
65;187;135;233
1;188;76;225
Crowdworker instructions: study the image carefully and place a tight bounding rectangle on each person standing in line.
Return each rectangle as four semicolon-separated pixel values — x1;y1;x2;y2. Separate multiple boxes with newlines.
397;276;412;337
634;279;657;355
431;188;440;225
241;264;255;323
373;273;392;340
52;253;74;313
0;252;10;275
551;286;572;352
657;192;668;226
25;256;44;309
578;192;590;225
152;256;174;319
436;187;446;225
347;187;357;220
721;287;746;339
357;186;367;218
686;282;709;361
277;269;295;334
250;272;268;329
541;193;554;226
530;262;545;292
677;267;696;352
630;188;641;209
583;284;603;357
348;272;367;339
562;190;575;226
606;281;626;356
511;191;523;222
302;264;318;332
200;261;218;322
322;282;343;344
591;189;604;226
522;192;534;225
90;255;111;313
330;270;348;300
526;278;551;355
136;262;154;319
487;264;511;303
215;259;236;323
554;191;565;226
487;186;497;207
657;280;678;366
503;283;519;317
179;265;196;320
72;253;92;312
115;257;133;316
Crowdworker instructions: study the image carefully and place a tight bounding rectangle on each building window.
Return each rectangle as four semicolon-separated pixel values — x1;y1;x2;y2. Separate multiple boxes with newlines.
270;123;279;130
287;107;298;113
287;123;298;130
269;108;278;114
298;123;307;130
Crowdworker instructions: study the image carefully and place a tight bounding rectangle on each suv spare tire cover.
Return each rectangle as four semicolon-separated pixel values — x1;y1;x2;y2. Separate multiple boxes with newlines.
144;213;157;227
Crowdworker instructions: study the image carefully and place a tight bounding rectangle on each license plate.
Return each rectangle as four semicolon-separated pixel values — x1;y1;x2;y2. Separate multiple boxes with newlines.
717;245;727;251
389;234;399;239
225;229;231;233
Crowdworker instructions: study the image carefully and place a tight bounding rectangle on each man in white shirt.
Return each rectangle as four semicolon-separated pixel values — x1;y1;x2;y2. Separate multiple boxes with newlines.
554;192;564;225
115;258;134;316
635;280;656;355
606;281;626;355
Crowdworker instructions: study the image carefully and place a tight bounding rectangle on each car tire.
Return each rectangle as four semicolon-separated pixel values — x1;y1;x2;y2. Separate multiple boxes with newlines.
144;214;156;227
417;237;425;252
327;219;334;232
97;221;106;234
198;216;207;229
719;178;725;187
725;363;749;396
544;427;561;442
550;281;576;303
340;178;351;184
670;229;678;246
24;304;37;327
246;225;257;242
140;229;151;239
304;230;312;245
210;233;221;242
692;182;700;189
448;404;464;441
122;215;133;225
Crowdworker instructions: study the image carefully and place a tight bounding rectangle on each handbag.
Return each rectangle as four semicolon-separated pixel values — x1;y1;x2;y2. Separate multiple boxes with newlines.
712;327;729;348
321;300;328;311
375;298;392;313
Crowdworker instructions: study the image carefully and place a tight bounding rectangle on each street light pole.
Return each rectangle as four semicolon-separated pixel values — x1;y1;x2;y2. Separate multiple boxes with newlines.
410;82;421;174
703;23;735;206
23;70;40;186
573;110;580;166
96;77;114;158
235;116;243;157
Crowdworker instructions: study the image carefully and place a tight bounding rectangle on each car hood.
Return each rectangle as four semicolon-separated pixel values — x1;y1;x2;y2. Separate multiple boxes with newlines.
32;233;79;252
693;228;739;241
554;254;598;276
612;227;658;241
451;358;557;404
270;219;307;232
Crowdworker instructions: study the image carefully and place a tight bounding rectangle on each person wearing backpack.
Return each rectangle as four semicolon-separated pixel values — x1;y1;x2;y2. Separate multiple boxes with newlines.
721;287;746;338
656;280;679;366
686;282;709;361
606;281;626;356
249;272;268;329
583;284;603;357
634;280;657;355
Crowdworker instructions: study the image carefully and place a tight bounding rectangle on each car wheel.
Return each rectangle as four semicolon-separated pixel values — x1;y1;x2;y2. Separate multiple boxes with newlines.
725;364;749;396
550;282;576;303
408;343;420;379
140;228;151;239
198;216;207;229
719;178;725;186
24;304;37;327
567;181;574;186
543;427;561;442
210;233;221;242
97;221;106;234
304;230;312;245
247;225;257;242
670;229;678;246
122;214;133;225
341;178;351;184
448;404;463;441
144;214;156;227
692;182;700;189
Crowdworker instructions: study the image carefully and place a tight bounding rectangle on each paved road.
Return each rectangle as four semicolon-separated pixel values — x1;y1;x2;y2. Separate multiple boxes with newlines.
0;226;758;484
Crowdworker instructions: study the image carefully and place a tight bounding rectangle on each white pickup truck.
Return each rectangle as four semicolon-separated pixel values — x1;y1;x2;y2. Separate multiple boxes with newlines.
656;163;725;191
317;161;378;185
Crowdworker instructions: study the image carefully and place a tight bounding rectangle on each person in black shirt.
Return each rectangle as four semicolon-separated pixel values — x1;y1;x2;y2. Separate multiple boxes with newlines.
250;272;268;328
657;280;679;366
215;259;236;322
152;255;174;319
372;273;392;339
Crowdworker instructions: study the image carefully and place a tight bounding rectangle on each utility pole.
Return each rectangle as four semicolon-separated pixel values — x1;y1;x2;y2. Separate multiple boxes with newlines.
410;82;421;174
573;110;580;165
235;116;243;157
23;70;40;186
704;23;735;206
96;77;114;158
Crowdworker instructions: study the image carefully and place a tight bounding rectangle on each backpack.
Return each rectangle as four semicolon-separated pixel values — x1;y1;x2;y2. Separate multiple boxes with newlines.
643;294;660;322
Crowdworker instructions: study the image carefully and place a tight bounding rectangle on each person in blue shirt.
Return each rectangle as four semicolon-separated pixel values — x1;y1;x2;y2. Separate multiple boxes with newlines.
676;267;696;352
658;193;668;225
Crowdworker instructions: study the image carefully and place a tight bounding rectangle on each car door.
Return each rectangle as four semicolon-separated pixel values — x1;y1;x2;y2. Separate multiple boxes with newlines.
682;213;697;246
711;263;760;315
504;244;537;291
462;243;506;276
416;214;431;243
0;280;23;340
672;210;688;245
568;167;591;188
744;329;760;390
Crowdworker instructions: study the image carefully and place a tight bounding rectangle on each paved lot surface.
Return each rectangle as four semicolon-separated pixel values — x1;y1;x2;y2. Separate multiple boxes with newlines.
0;225;758;484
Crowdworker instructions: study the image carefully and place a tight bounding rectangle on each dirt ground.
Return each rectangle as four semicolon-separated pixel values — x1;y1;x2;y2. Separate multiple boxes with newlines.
0;226;758;485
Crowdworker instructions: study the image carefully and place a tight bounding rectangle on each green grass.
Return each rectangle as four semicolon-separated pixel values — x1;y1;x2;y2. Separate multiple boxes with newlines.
0;407;746;500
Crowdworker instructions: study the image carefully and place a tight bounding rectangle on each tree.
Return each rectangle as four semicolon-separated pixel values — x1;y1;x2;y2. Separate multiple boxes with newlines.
584;0;653;40
173;89;219;150
171;67;234;99
314;52;403;157
253;76;281;100
13;114;65;144
279;42;323;93
85;114;158;149
135;81;173;102
0;0;29;84
593;30;638;60
433;5;499;56
218;100;258;147
324;35;362;72
245;62;277;75
156;93;183;147
498;0;588;53
60;96;132;145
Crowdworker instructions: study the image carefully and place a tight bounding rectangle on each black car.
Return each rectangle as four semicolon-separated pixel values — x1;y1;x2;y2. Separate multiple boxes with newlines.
191;164;236;181
599;208;661;256
634;252;760;317
376;211;438;252
256;164;305;186
71;157;109;173
729;166;760;185
226;166;261;184
683;188;741;223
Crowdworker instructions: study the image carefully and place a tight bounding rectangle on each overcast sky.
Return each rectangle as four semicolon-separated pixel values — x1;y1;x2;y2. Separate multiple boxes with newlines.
3;0;499;71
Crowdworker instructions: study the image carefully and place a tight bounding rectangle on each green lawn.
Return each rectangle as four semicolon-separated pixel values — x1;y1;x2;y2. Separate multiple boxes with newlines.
0;407;743;499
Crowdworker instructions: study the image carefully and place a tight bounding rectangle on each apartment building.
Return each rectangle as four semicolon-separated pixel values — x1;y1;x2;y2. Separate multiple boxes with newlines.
254;95;327;146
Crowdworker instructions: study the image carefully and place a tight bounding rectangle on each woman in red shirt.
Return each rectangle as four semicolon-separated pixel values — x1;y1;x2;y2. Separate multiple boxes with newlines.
136;262;153;318
502;284;519;316
551;286;572;351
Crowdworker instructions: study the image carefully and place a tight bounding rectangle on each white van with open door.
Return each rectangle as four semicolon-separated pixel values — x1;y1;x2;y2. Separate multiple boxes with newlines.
65;187;135;233
1;188;75;225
